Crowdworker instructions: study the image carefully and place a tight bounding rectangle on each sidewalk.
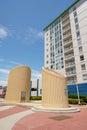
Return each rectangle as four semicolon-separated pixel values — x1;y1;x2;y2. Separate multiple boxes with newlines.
0;98;87;130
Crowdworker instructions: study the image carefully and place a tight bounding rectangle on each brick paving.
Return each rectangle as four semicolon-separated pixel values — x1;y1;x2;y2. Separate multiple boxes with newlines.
12;108;87;130
0;105;29;119
0;101;87;130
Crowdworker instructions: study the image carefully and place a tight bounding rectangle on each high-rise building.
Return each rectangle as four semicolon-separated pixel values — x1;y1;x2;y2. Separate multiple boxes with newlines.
44;0;87;94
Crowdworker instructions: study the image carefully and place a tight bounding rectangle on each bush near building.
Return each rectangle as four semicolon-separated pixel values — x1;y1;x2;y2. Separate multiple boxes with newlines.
68;94;87;105
30;96;42;100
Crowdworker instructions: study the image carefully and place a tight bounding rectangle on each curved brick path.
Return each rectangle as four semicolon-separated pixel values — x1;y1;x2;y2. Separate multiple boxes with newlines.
12;108;87;130
0;100;87;130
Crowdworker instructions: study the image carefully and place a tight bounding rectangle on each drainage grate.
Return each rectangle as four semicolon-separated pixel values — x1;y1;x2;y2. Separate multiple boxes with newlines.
49;115;72;121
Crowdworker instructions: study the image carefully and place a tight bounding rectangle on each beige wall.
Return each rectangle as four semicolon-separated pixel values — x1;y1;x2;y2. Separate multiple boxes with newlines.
5;66;31;103
42;68;68;108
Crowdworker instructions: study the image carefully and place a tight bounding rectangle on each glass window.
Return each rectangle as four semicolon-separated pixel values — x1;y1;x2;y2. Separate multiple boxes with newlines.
73;11;77;17
75;24;79;30
83;74;87;80
81;64;86;70
46;55;49;58
40;89;42;94
80;55;84;61
77;38;81;45
46;61;49;64
78;46;82;52
74;17;78;23
73;6;76;11
76;31;80;37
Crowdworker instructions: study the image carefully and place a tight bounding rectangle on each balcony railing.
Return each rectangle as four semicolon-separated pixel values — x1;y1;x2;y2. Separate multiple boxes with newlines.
62;20;70;27
66;70;76;75
65;53;74;59
64;45;73;52
67;80;77;85
62;15;69;22
63;32;71;39
63;26;71;33
64;39;72;45
65;61;75;67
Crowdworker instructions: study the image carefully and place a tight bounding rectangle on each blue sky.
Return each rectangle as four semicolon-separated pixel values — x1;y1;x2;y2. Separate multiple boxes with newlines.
0;0;75;86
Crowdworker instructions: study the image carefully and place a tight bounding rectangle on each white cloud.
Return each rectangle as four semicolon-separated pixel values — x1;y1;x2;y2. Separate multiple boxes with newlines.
0;58;4;62
32;70;41;80
15;27;43;44
27;27;43;39
0;25;10;39
0;80;8;86
37;32;43;38
0;68;10;74
9;60;21;65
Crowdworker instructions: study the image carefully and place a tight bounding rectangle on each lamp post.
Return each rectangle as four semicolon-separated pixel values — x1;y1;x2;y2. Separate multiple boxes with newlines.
76;83;80;104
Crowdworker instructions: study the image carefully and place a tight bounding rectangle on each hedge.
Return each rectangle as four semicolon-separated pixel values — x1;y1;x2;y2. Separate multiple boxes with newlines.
30;96;42;100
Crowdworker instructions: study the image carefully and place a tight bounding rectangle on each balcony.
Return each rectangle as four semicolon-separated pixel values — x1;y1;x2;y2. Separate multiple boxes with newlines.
64;45;73;53
62;15;69;22
65;53;74;60
66;70;76;75
62;20;70;27
63;26;71;34
63;39;72;46
63;32;71;40
67;80;77;85
65;61;75;68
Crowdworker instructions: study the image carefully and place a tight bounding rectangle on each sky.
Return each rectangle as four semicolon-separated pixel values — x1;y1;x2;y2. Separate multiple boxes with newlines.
0;0;76;86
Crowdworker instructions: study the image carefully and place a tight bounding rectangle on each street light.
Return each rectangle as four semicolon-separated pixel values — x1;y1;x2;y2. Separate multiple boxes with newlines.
76;83;81;104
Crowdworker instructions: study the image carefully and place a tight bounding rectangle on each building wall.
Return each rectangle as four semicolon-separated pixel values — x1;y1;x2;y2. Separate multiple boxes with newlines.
44;0;87;86
5;66;31;103
42;68;68;108
70;0;87;84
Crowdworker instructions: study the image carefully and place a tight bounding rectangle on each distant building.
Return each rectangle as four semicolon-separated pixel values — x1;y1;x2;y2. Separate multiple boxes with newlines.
44;0;87;95
30;79;42;96
0;86;7;98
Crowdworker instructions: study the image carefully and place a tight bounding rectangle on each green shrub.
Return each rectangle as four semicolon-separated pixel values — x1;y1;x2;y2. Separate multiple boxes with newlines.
69;98;78;104
30;96;42;100
80;102;87;105
68;94;78;99
68;94;87;103
69;98;84;104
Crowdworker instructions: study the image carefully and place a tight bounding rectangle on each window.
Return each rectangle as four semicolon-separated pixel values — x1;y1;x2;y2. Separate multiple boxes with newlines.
31;88;37;91
73;11;77;17
46;38;48;41
77;38;81;45
73;6;76;11
46;43;48;46
80;55;84;61
46;55;49;58
76;31;80;37
75;24;79;30
74;17;78;23
46;49;48;52
83;74;87;80
81;64;86;70
40;89;42;94
46;61;49;64
78;46;82;52
50;65;53;69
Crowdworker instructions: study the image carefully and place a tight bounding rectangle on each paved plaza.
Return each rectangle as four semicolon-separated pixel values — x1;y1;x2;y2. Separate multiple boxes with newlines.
0;99;87;130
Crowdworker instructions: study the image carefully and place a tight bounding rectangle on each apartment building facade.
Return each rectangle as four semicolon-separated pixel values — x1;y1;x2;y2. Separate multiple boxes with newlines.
44;0;87;94
30;79;42;96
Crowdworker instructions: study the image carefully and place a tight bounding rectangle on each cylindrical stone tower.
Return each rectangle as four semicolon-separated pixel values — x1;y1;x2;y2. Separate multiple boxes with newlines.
5;65;31;103
42;68;68;108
